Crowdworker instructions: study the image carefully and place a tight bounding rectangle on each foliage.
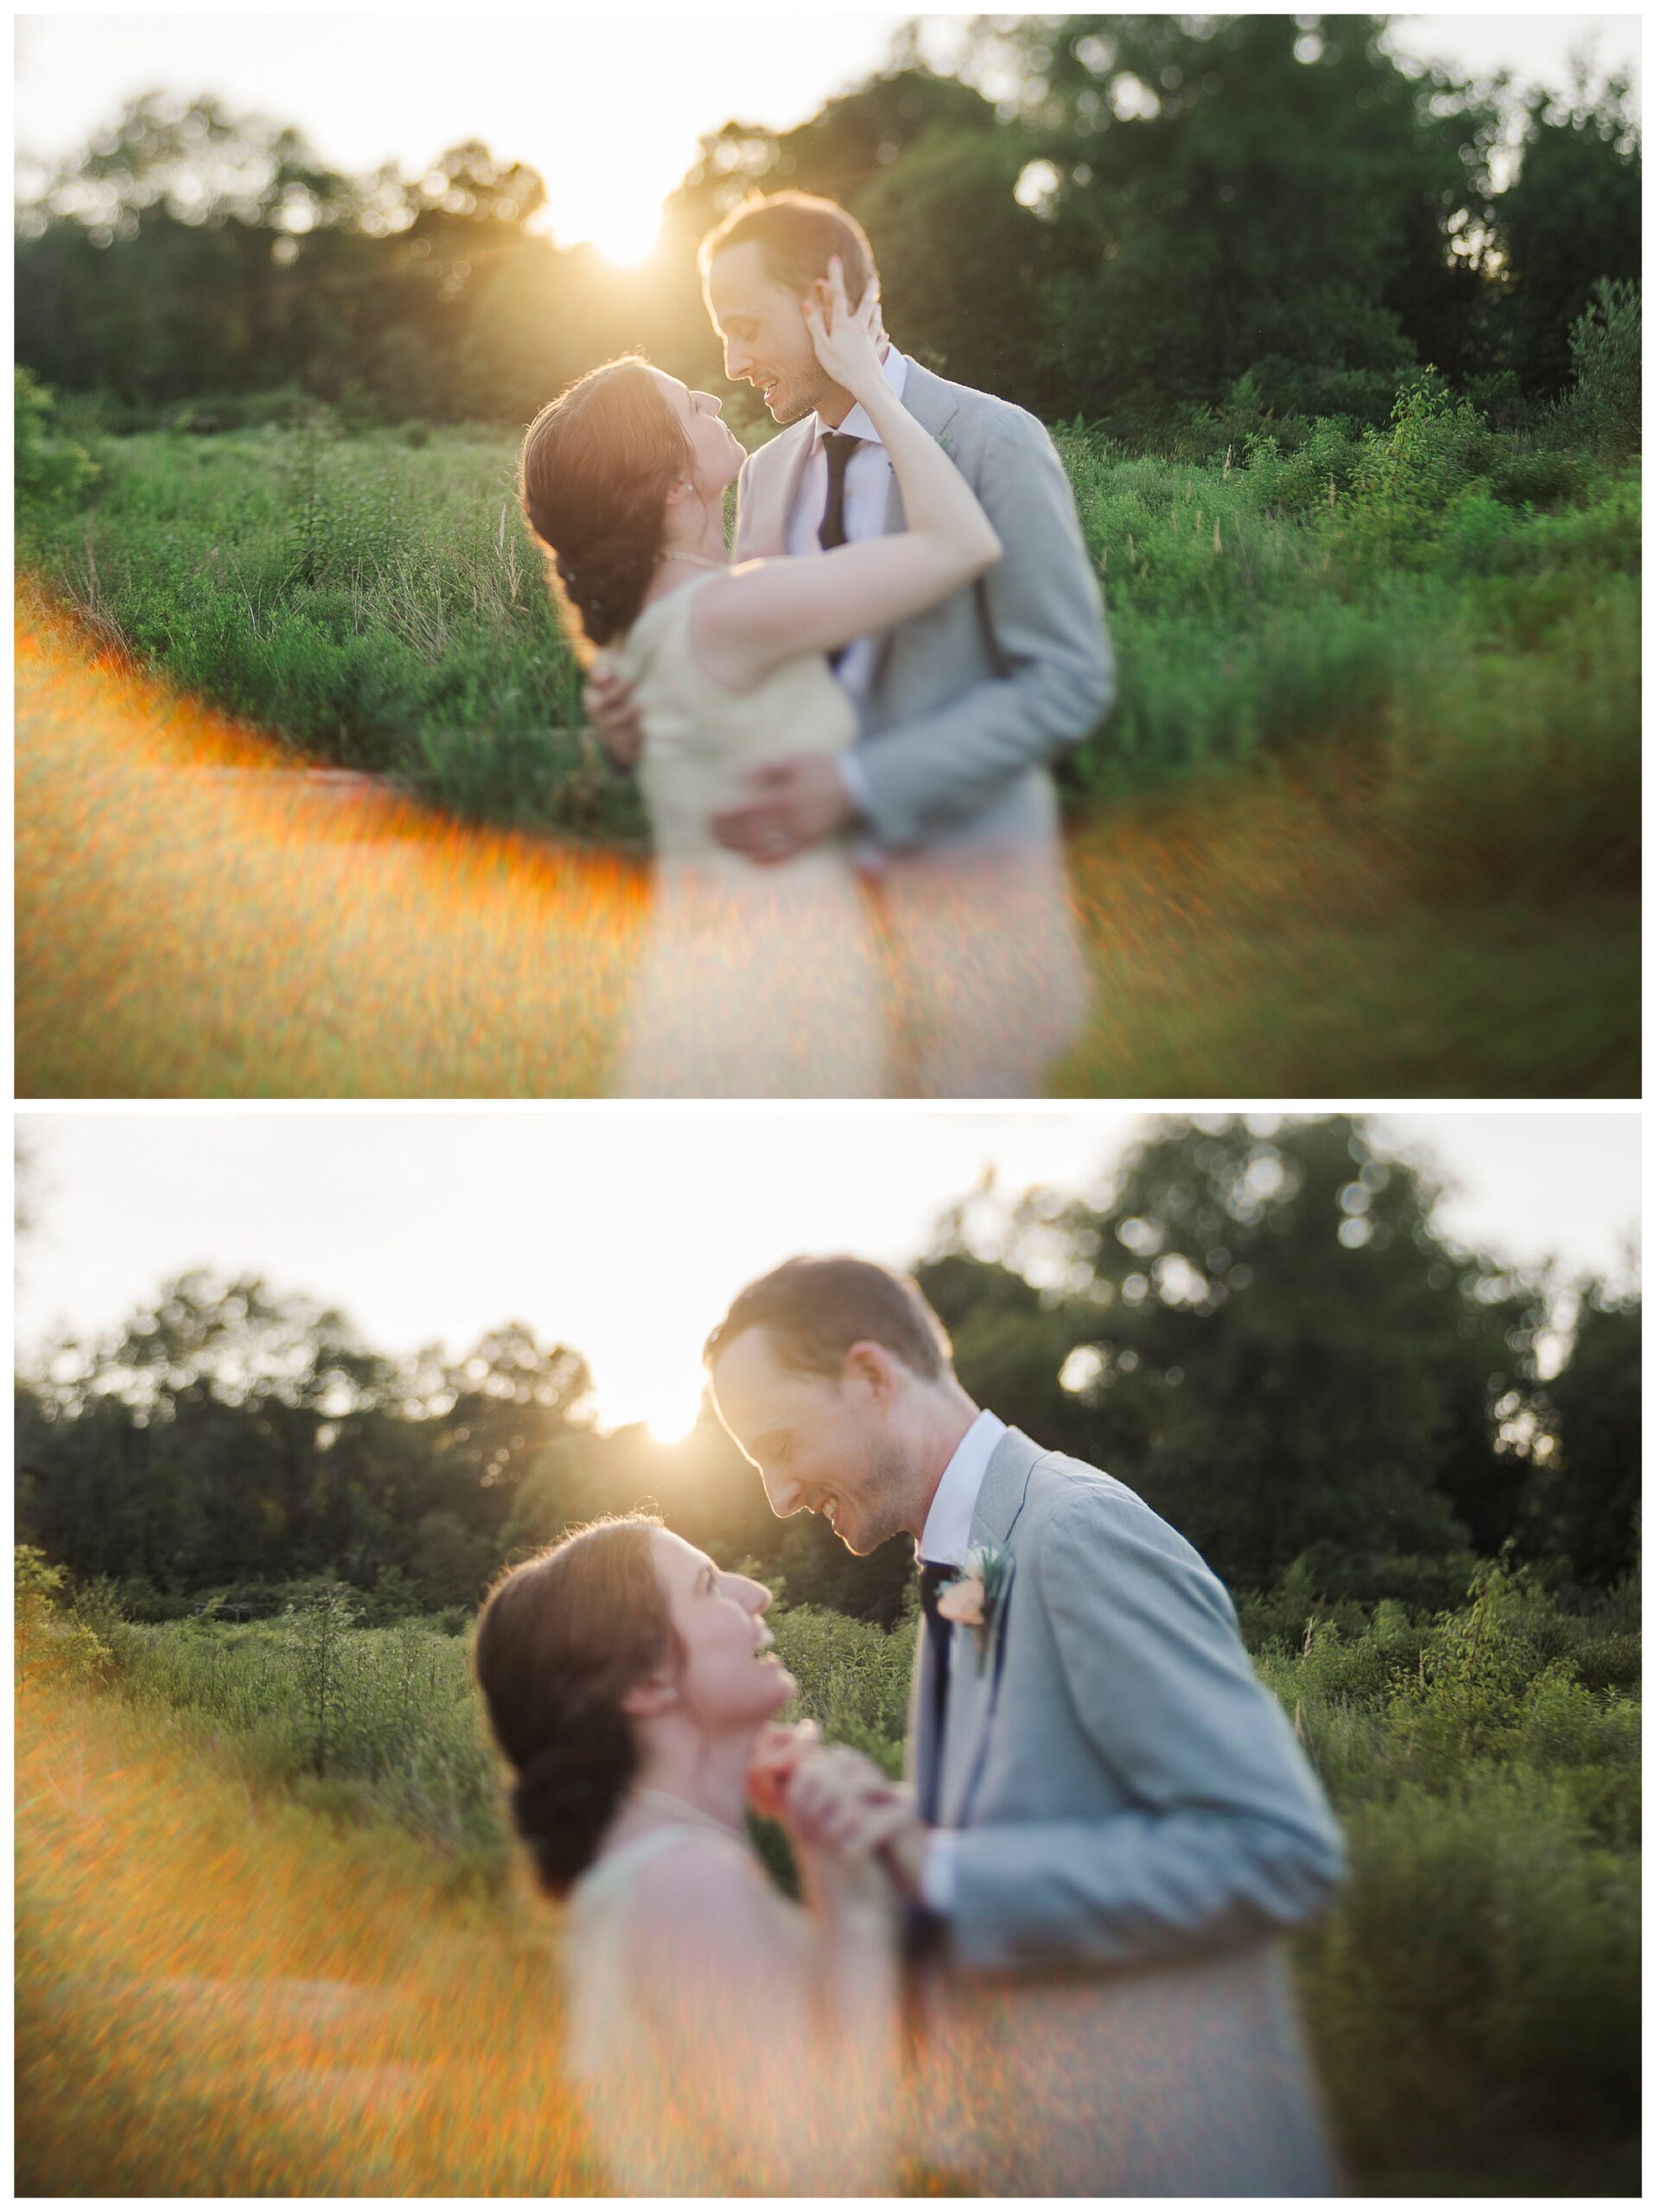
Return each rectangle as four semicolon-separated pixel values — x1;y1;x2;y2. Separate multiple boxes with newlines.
16;420;627;836
16;1544;111;1693
1482;74;1641;398
15;367;99;514
17;1122;1640;1629
14;378;1639;863
1551;278;1641;461
12;38;1641;435
921;1116;1639;1593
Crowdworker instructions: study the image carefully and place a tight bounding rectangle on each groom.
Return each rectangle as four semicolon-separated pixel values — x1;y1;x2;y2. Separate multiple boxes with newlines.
706;1255;1346;2196
588;191;1114;1096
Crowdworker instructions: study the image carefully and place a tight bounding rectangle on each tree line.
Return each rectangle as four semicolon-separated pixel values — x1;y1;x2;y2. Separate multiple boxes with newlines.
14;16;1640;440
15;1118;1639;1629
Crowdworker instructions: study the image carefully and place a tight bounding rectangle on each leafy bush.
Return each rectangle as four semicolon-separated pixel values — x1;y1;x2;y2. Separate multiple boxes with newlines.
1552;278;1640;460
15;368;99;517
15;1545;111;1692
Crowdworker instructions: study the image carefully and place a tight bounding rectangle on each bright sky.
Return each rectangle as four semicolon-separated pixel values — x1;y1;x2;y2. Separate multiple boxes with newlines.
14;13;1641;260
16;1110;1640;1441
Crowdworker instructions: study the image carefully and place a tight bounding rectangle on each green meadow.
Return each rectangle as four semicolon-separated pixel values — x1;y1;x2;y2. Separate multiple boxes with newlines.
17;365;1640;1097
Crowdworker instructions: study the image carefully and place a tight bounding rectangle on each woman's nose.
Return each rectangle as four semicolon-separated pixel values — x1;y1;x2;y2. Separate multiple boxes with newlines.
742;1577;772;1616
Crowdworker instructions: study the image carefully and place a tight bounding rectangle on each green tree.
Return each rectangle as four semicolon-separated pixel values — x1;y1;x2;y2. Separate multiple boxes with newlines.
968;15;1500;425
921;1116;1549;1593
1483;73;1640;397
1523;1285;1640;1586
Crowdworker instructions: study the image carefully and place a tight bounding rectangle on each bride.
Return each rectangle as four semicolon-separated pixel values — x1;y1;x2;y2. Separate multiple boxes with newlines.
517;259;1002;1096
471;1513;908;2194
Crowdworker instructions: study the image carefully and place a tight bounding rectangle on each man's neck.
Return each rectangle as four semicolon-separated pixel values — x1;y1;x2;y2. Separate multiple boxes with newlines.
908;1393;982;1544
815;338;894;432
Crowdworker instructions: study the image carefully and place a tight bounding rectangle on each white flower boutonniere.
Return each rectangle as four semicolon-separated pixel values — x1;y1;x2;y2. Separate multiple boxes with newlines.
936;1542;1012;1671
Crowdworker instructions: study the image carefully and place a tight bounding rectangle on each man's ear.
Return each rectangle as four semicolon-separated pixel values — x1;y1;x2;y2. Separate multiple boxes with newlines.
844;1338;898;1408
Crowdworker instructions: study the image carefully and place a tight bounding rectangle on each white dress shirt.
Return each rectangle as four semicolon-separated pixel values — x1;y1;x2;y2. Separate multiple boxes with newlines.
915;1408;1007;1912
785;347;912;828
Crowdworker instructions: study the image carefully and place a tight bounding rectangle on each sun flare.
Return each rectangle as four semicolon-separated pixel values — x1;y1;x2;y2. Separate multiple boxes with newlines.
551;173;664;268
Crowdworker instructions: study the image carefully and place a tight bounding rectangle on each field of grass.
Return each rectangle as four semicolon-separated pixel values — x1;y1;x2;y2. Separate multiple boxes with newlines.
14;382;1640;1096
19;389;1642;852
16;1561;1641;2195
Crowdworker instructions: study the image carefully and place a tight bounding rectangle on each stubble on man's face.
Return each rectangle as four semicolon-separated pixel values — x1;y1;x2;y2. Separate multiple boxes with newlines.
833;1431;916;1556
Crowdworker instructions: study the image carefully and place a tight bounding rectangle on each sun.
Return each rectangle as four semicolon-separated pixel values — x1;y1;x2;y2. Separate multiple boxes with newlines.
588;1334;707;1445
591;203;665;268
550;168;665;268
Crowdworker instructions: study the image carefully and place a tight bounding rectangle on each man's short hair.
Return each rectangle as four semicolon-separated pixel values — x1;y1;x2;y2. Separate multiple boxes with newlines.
704;1256;952;1381
697;191;879;310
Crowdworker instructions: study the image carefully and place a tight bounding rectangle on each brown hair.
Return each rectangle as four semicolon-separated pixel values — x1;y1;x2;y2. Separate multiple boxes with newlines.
471;1514;678;1897
518;356;691;658
697;190;879;312
704;1255;952;1381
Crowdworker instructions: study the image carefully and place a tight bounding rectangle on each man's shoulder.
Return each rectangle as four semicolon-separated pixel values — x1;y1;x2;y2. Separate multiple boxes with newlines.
1020;1444;1147;1526
1012;1440;1213;1568
909;360;1052;450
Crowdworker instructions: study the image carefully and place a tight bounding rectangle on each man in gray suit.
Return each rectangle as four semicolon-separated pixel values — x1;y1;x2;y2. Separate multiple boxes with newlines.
706;1255;1346;2196
588;192;1113;1095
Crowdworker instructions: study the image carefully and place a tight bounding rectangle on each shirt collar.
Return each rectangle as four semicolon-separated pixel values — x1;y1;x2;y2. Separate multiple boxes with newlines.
810;346;909;452
918;1408;1007;1567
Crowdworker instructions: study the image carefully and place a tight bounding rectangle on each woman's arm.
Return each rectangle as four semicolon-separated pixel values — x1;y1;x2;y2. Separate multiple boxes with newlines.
691;258;1002;690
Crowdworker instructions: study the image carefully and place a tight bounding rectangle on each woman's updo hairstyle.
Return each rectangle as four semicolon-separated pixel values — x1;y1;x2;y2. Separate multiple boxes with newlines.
518;358;692;659
472;1514;678;1897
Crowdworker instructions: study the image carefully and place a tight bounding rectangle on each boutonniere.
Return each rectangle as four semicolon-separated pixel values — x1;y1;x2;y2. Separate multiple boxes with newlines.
935;1542;1012;1670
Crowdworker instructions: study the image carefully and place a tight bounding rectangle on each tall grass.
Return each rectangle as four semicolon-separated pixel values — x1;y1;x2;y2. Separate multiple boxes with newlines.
17;385;1640;887
22;1558;1640;2194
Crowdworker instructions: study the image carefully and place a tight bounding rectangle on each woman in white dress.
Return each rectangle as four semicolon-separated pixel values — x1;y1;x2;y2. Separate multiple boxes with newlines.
518;260;1002;1096
471;1512;908;2195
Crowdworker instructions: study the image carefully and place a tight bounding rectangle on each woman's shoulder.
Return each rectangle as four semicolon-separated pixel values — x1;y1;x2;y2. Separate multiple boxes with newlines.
578;1821;760;1914
611;573;728;679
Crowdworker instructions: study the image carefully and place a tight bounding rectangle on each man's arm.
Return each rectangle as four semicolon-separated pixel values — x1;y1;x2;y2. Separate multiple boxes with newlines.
853;408;1113;850
941;1488;1345;1975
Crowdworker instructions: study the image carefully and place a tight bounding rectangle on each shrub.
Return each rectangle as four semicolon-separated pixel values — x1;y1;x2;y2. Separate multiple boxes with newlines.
15;368;99;517
15;1544;111;1692
1552;278;1640;460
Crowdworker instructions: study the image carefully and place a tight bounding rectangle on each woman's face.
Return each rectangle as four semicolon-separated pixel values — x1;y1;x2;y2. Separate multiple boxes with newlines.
650;1528;795;1730
650;369;746;497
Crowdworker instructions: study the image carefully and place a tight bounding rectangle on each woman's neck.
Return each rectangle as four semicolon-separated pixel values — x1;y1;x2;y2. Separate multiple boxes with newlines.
639;493;728;611
611;1725;758;1845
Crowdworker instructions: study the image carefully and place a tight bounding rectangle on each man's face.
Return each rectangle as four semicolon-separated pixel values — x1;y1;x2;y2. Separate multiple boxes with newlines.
710;1324;913;1555
704;242;829;427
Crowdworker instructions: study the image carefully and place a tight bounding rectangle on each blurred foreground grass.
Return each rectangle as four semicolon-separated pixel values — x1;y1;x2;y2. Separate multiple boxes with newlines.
15;582;1635;1096
16;1672;597;2195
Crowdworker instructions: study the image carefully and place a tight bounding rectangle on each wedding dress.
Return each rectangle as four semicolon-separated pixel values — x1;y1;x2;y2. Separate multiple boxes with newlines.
606;574;892;1097
560;1821;896;2194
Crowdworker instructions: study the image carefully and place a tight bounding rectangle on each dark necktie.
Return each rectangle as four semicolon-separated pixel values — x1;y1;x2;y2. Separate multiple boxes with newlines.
917;1559;955;1743
818;432;863;552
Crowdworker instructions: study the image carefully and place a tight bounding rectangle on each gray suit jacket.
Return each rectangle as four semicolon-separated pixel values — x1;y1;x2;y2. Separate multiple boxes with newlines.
906;1426;1345;2193
732;361;1113;854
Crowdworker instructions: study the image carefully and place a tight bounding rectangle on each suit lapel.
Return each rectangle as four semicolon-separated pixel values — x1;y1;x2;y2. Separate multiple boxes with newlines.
870;359;961;688
735;421;814;560
911;1614;946;1824
934;1427;1041;1828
